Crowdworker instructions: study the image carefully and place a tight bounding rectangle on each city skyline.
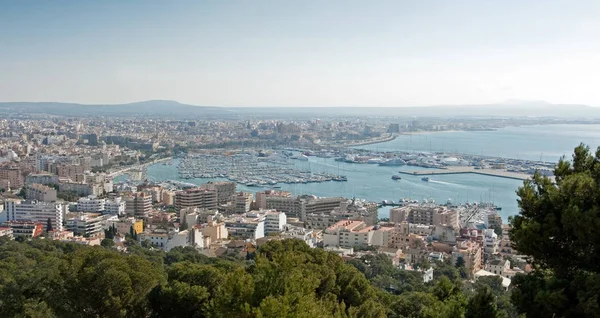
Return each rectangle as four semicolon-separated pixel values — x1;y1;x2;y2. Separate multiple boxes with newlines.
2;0;600;107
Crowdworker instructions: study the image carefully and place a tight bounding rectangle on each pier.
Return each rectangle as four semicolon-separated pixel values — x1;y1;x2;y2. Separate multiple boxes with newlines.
397;166;531;181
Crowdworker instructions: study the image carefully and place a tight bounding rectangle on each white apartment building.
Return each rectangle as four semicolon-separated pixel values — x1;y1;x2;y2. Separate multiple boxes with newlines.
65;212;106;237
263;210;287;234
104;197;126;216
77;196;106;212
141;228;205;251
4;200;63;231
280;225;314;247
483;229;499;254
224;215;265;240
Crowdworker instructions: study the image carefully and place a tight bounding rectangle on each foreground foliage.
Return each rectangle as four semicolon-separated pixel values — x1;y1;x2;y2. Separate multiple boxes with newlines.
0;237;517;318
510;144;600;317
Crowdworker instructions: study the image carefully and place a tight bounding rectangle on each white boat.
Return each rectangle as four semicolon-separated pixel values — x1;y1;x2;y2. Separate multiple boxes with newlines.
291;155;309;161
379;158;407;166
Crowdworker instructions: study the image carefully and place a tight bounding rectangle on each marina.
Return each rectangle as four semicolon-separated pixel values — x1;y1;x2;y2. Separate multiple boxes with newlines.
177;152;348;186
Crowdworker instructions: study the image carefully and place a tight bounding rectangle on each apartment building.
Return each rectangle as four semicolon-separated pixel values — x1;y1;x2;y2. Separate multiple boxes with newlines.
65;212;106;237
452;240;484;277
26;183;57;202
124;192;152;218
265;195;302;218
175;188;218;212
104;197;126;216
0;165;23;189
390;221;428;250
25;173;59;186
255;190;292;209
59;182;100;196
323;220;393;248
4;200;63;231
224;214;265;240
196;221;228;242
140;228;206;251
162;191;175;206
2;220;44;238
390;204;459;229
200;181;236;204
77;196;106;212
110;217;144;235
233;192;253;214
483;229;499;254
262;210;287;234
486;211;503;229
55;164;85;182
303;196;346;220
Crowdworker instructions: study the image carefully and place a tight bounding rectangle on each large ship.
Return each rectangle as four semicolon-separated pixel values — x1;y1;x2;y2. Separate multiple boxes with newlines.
379;158;406;166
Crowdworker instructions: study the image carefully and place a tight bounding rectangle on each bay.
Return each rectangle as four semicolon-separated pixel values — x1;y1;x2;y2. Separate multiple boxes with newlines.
358;124;600;162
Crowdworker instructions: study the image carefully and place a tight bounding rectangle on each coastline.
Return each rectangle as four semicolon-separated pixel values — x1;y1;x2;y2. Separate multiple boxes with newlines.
340;134;398;147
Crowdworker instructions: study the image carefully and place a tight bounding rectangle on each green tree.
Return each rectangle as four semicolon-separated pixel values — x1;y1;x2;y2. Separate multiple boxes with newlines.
466;286;500;318
455;256;465;268
101;238;114;248
510;144;600;317
46;218;53;232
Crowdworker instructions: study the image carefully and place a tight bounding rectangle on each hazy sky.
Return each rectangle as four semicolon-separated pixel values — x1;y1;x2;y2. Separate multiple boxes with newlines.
1;0;599;107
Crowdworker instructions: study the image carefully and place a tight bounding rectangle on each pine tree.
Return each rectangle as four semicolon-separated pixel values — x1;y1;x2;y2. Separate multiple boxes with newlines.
46;218;53;232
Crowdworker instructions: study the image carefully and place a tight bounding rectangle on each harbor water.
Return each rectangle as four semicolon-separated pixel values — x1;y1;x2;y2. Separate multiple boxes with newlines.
137;124;600;222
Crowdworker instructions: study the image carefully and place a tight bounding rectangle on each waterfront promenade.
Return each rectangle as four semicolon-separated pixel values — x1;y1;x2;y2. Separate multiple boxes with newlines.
108;157;172;178
397;166;531;180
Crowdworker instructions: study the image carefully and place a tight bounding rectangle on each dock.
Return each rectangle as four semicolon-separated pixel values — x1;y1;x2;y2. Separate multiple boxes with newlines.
397;167;531;181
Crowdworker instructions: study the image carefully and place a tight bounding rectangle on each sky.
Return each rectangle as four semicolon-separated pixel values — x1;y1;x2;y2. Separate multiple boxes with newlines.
1;0;600;107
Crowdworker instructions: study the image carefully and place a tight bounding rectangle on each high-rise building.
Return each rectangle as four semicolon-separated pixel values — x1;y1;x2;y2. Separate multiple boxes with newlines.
200;181;236;204
124;192;152;218
175;188;217;212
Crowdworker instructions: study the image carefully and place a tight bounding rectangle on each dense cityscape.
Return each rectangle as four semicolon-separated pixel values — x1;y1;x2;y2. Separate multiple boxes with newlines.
0;113;568;316
3;1;600;317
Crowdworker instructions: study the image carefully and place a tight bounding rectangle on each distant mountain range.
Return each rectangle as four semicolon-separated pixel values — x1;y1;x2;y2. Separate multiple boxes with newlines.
0;99;598;119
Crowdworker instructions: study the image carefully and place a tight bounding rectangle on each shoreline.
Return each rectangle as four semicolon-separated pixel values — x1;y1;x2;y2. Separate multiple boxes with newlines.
339;134;398;147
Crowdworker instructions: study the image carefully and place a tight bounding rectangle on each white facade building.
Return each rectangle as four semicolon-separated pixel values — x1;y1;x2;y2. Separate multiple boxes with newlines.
65;212;106;237
483;229;499;254
104;197;126;216
77;196;106;212
224;215;265;240
4;200;63;231
263;210;287;234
